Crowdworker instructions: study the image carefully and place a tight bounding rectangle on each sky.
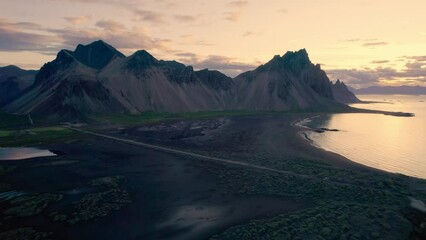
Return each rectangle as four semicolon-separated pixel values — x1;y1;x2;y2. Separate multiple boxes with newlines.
0;0;425;88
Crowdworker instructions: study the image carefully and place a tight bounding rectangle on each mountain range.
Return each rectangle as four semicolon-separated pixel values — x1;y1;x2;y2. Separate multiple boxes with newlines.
1;40;357;120
0;65;37;106
353;85;426;95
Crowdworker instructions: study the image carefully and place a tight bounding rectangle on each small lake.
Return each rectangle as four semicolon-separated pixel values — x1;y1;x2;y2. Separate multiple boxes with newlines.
304;95;426;179
0;147;56;160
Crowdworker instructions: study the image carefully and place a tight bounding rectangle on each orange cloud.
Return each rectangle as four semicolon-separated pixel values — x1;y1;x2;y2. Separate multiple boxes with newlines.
63;15;92;25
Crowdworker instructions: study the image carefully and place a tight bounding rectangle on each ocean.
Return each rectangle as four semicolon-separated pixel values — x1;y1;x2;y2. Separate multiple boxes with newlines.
305;94;426;179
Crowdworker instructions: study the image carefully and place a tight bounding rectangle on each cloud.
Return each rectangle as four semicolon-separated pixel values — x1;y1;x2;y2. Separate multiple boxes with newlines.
342;38;377;43
0;18;59;53
41;0;141;7
340;38;389;48
370;60;390;64
0;17;172;56
177;52;259;77
175;52;197;58
174;15;198;23
242;31;262;37
50;24;172;55
224;0;249;22
229;0;248;8
95;20;126;33
242;31;253;37
63;15;91;25
224;12;242;22
405;56;426;62
277;9;288;14
362;41;388;47
178;35;214;46
0;18;43;31
134;10;165;24
327;56;426;87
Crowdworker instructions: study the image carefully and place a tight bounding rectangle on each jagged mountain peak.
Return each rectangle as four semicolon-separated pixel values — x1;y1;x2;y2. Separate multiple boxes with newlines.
279;48;311;70
124;50;160;71
258;49;312;73
282;48;309;61
71;40;125;69
334;79;350;91
56;49;75;62
129;50;158;64
74;40;124;56
332;79;361;103
333;79;349;89
334;80;352;90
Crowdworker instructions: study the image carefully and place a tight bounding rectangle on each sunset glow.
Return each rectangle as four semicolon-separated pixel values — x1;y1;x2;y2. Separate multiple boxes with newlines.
1;0;425;87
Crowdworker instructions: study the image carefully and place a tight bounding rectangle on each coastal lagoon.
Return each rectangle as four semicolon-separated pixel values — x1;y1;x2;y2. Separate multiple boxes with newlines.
0;147;56;160
305;95;426;179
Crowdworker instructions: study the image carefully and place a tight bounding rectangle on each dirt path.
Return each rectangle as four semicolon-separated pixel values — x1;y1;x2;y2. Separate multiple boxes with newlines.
68;127;314;179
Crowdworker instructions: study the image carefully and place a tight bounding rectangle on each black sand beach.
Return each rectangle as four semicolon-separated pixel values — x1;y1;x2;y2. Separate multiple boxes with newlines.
1;114;425;239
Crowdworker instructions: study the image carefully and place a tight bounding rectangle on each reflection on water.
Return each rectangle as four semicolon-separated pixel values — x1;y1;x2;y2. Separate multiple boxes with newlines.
306;95;426;179
0;147;56;160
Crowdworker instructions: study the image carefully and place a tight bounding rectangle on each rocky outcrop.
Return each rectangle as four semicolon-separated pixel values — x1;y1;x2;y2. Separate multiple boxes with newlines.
332;80;361;103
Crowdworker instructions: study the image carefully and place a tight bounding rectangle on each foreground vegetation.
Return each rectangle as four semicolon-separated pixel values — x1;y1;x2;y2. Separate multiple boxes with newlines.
0;126;83;147
92;111;290;126
0;108;341;147
91;107;361;126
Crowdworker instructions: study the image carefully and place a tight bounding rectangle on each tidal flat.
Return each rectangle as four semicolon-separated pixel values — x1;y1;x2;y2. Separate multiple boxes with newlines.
0;114;425;239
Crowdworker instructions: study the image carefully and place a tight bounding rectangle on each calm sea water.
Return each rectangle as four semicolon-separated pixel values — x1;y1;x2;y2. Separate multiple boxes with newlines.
305;95;426;179
0;147;56;160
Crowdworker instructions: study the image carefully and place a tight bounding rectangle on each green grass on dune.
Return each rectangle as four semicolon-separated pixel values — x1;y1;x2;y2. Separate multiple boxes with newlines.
0;127;83;147
0;106;374;146
92;111;298;126
91;104;361;126
0;112;35;129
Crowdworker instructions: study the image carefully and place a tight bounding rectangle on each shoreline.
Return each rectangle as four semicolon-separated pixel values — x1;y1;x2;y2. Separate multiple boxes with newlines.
292;113;425;180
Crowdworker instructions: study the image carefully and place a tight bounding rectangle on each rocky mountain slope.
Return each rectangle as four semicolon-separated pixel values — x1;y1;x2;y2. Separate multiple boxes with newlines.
3;41;347;119
233;49;342;111
0;65;37;106
4;41;234;119
331;80;361;103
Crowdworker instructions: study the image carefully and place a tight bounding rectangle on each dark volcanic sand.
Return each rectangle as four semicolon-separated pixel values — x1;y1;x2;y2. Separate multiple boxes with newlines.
118;115;367;171
0;136;304;240
1;114;425;239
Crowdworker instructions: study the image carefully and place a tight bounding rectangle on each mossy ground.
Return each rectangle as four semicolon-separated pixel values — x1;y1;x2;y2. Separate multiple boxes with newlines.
0;126;84;147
